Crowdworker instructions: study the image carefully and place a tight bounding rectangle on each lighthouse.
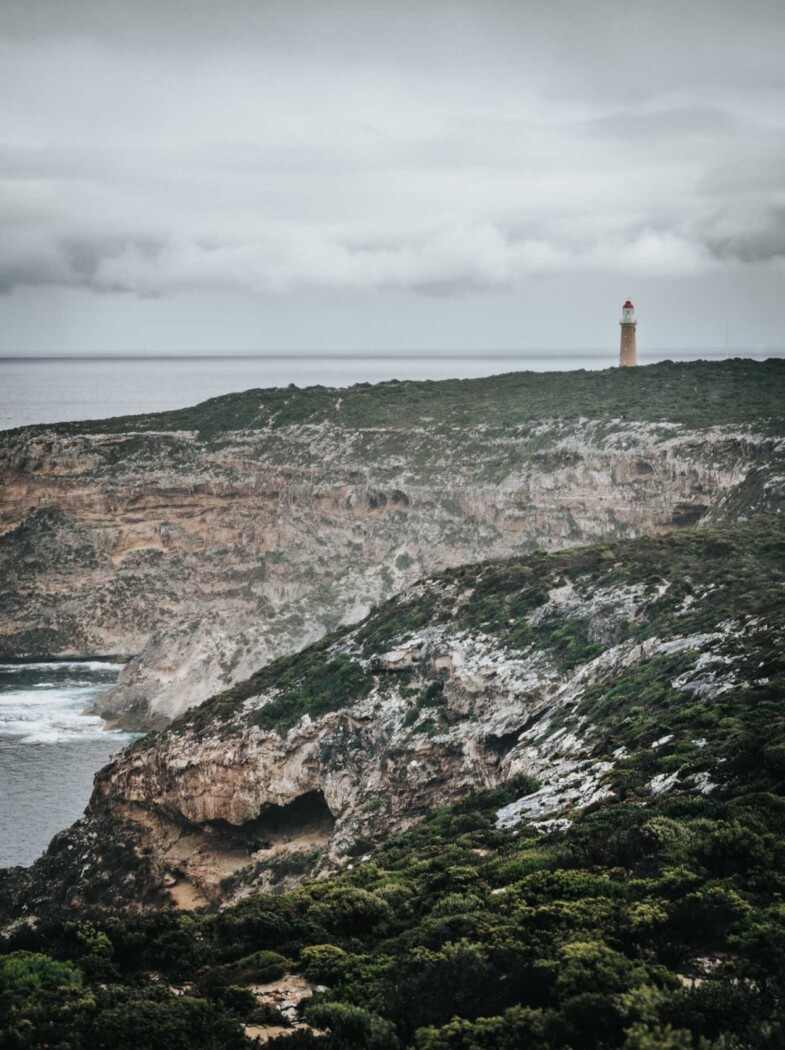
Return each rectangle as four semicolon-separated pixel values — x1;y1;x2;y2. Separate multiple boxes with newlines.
619;300;638;367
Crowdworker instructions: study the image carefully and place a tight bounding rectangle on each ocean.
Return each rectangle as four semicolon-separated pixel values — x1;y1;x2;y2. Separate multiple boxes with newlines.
0;661;134;867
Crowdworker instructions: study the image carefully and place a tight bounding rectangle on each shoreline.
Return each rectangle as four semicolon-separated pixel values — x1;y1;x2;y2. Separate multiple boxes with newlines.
0;654;132;666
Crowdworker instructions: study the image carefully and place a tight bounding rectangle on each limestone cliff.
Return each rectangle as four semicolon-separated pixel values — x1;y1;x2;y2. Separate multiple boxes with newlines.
6;516;782;920
1;360;783;727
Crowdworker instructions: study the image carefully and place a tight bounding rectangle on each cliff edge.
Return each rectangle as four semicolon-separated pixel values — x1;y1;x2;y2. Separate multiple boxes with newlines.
1;360;783;728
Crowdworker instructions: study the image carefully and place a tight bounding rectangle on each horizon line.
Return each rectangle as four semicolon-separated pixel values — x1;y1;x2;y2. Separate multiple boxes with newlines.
2;348;783;363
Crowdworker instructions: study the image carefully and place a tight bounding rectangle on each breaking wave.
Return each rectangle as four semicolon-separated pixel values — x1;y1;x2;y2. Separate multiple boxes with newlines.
0;660;122;673
1;689;108;744
0;664;125;745
0;660;134;867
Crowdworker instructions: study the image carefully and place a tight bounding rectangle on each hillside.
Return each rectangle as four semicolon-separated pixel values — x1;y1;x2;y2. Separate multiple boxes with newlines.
5;514;783;907
1;359;783;728
2;513;785;1048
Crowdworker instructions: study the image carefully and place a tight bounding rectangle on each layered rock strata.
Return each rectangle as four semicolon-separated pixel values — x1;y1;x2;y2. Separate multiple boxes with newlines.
2;364;782;725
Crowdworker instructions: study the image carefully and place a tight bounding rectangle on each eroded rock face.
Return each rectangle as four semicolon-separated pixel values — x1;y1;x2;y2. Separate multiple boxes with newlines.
11;521;776;920
2;406;780;726
93;618;614;905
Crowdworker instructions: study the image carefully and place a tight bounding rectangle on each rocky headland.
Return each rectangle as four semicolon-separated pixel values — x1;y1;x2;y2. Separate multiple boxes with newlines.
1;359;783;728
4;514;783;921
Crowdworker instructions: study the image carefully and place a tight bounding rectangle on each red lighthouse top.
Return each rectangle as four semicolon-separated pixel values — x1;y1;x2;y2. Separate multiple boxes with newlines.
623;300;634;308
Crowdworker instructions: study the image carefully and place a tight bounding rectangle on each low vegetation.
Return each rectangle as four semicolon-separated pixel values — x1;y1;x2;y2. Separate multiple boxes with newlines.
2;514;785;1047
4;771;785;1047
13;359;785;445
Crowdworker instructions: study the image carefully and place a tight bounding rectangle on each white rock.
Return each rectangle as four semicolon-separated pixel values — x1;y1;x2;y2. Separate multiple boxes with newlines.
649;771;680;796
651;734;674;749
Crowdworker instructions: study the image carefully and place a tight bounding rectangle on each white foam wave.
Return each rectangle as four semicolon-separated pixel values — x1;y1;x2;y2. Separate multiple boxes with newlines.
1;686;99;709
8;718;106;744
0;662;126;745
0;660;122;673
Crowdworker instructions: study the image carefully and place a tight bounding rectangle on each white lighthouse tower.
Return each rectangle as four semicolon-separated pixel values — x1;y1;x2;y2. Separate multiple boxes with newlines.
619;299;637;367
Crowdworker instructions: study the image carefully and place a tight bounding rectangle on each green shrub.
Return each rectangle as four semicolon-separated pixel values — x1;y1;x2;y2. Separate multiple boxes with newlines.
0;951;82;995
305;1000;400;1049
308;888;393;939
90;997;247;1050
300;944;349;984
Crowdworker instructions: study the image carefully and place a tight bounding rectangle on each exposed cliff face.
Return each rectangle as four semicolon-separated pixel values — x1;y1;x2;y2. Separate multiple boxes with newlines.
2;361;783;727
7;517;782;921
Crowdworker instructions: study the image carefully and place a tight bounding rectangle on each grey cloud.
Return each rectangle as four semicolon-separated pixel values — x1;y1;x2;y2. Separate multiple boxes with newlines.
0;235;76;292
578;108;745;141
700;152;785;198
0;225;723;298
0;0;783;334
696;207;785;263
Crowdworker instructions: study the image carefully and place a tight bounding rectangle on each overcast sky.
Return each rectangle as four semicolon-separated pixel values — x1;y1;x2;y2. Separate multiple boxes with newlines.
1;0;784;357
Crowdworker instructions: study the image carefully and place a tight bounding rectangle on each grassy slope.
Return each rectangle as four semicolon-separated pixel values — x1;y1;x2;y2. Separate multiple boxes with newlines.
6;359;785;443
4;516;785;1049
171;514;785;745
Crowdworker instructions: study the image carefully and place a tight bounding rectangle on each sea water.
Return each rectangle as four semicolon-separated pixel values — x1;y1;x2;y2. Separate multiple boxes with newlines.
0;661;134;867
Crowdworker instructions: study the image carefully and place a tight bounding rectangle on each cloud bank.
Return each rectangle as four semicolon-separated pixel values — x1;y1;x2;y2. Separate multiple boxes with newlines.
0;0;784;351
